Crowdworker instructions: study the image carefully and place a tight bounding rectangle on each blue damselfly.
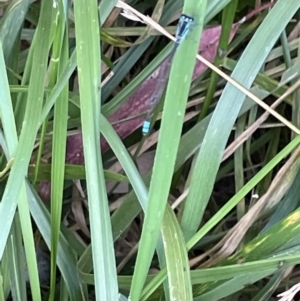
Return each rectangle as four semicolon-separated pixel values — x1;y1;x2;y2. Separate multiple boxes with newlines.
142;14;194;135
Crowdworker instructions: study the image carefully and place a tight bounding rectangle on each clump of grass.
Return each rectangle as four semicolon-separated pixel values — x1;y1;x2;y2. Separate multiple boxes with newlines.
0;0;300;300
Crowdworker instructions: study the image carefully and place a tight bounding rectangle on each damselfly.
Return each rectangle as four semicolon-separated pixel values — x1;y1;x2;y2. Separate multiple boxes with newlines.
142;14;194;135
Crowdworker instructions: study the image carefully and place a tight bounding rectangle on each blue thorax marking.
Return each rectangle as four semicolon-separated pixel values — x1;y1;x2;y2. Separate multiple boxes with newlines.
175;14;194;44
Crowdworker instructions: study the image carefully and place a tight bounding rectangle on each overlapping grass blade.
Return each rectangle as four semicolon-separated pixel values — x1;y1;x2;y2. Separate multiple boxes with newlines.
73;0;118;299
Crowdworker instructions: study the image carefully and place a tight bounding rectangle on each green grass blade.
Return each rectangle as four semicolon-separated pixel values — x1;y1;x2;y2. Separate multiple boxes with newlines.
49;2;69;299
129;1;208;300
73;0;118;299
0;0;54;257
161;206;192;301
19;187;42;301
0;5;41;300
